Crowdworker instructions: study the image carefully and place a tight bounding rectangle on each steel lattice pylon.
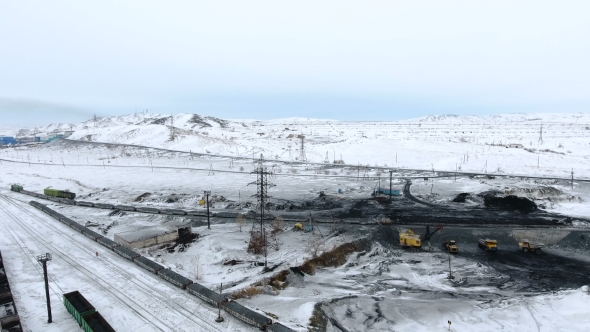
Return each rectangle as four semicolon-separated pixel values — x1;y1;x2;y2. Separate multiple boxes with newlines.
247;155;275;255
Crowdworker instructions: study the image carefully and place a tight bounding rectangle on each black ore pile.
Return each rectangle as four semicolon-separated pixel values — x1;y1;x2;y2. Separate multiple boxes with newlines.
483;194;537;212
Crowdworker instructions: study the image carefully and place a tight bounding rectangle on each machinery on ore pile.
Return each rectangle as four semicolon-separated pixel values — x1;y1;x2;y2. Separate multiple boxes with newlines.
443;240;459;253
478;238;498;251
518;239;544;254
399;225;443;250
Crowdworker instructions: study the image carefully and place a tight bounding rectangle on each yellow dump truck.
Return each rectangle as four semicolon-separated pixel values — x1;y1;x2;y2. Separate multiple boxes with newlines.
443;240;459;253
399;229;422;249
519;240;544;254
478;238;498;252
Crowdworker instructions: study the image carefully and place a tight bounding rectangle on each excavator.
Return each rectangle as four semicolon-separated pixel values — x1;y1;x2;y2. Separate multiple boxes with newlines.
399;225;443;250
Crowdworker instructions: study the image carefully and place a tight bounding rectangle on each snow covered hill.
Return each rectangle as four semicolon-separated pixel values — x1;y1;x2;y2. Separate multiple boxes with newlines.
6;112;590;178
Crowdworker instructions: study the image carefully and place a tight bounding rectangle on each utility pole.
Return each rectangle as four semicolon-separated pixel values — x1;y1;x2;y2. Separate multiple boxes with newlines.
36;253;53;323
215;283;224;322
455;163;457;182
389;170;393;201
204;191;211;229
448;251;452;279
571;169;574;189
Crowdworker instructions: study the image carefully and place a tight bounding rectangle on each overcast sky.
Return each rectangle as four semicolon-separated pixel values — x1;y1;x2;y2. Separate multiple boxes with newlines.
1;1;589;127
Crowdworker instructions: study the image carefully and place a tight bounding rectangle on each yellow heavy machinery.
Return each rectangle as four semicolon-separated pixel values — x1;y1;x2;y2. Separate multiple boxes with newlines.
293;223;303;231
443;240;459;253
399;229;422;249
478;238;498;252
399;226;442;250
519;239;544;254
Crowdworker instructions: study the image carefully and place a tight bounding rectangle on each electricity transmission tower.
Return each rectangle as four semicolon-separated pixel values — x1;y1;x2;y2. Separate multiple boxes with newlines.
247;155;275;257
298;136;307;162
538;124;543;144
169;114;177;141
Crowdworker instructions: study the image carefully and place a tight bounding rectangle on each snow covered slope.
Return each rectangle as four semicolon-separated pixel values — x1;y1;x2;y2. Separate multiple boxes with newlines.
6;112;590;179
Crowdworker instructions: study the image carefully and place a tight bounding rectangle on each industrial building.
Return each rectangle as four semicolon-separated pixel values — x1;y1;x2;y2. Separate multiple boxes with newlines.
114;223;192;249
0;137;17;146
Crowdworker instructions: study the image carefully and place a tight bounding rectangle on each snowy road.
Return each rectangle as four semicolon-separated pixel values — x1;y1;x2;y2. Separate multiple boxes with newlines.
0;193;251;332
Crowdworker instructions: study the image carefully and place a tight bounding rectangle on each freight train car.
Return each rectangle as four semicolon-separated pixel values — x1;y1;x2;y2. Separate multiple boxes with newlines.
268;322;294;332
82;229;104;242
63;291;115;332
187;283;223;307
97;237;120;250
114;205;136;212
94;203;114;209
76;201;95;207
133;256;164;274
63;291;95;326
223;300;272;329
44;188;76;199
113;246;140;260
161;209;186;216
81;311;116;332
135;207;160;214
157;269;193;289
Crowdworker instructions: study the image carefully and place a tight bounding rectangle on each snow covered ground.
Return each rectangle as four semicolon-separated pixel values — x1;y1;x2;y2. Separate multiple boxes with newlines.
0;194;254;332
1;112;589;331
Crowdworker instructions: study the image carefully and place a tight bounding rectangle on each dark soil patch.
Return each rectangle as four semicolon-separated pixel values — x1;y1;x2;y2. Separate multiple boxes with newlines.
162;233;199;253
301;238;370;275
483;194;537;212
452;193;470;203
134;192;152;202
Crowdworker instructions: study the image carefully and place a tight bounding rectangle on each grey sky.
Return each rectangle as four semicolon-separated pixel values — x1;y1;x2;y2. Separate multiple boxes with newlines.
1;1;589;126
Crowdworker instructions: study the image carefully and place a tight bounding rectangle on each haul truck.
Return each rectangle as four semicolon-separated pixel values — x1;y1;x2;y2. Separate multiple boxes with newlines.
519;239;544;254
400;226;442;250
443;240;459;253
478;238;498;251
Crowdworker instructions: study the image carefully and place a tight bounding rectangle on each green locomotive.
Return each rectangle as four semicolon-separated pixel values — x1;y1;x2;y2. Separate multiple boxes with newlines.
44;188;76;199
10;184;23;192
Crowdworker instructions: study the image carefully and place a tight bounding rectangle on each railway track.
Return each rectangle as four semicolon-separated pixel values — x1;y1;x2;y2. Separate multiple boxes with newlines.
0;195;226;332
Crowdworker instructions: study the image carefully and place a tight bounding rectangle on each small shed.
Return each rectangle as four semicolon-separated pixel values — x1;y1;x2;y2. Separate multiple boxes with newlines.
506;143;524;149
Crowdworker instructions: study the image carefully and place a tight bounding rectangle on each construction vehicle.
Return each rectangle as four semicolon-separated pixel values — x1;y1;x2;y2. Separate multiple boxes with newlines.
399;225;443;250
399;229;422;249
478;238;498;251
293;223;313;232
519;239;544;254
443;240;459;253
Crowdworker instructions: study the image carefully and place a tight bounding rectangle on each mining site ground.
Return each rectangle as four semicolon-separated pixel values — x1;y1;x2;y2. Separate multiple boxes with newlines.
3;139;590;331
370;225;590;292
